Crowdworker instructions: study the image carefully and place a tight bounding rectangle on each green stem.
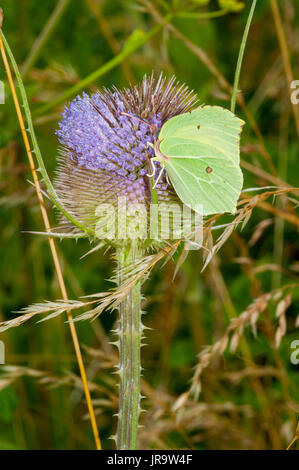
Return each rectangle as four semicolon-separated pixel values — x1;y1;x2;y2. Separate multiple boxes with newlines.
115;243;143;450
231;0;257;113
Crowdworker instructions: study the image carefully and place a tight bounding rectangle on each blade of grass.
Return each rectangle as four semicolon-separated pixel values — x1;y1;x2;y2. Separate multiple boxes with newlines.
231;0;257;113
21;0;73;80
0;19;101;451
33;19;169;116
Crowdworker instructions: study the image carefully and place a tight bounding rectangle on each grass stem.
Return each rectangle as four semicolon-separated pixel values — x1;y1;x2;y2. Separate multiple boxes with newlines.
231;0;257;113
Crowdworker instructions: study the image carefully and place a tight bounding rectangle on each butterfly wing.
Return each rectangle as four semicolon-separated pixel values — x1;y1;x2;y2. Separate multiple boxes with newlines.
159;106;244;215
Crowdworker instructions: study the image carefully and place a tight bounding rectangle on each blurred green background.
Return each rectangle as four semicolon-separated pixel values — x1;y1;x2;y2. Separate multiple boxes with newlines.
0;0;298;450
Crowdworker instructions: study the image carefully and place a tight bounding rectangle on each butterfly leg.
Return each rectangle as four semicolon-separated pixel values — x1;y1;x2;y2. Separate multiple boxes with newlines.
153;166;165;189
147;157;157;178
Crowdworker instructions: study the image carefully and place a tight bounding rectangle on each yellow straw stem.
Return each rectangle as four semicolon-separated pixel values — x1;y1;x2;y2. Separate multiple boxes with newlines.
286;435;297;451
0;27;101;451
287;422;299;450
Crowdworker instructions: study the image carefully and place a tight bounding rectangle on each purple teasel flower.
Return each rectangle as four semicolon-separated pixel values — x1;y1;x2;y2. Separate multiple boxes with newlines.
54;74;198;240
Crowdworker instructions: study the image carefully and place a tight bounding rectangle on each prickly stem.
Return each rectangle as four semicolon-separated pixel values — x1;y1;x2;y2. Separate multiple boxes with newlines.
115;242;144;450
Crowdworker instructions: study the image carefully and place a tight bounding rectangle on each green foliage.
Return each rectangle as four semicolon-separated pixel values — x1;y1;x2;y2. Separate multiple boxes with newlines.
0;388;18;423
185;0;244;10
218;0;244;12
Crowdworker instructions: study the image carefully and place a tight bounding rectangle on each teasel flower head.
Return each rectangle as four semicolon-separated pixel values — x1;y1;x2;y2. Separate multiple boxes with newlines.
55;74;198;244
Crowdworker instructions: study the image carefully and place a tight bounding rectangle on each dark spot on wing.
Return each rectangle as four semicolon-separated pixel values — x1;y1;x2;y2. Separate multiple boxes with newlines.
197;124;200;130
205;166;212;174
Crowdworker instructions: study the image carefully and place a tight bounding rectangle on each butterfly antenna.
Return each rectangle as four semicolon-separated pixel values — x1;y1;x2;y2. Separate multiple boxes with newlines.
120;112;155;132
